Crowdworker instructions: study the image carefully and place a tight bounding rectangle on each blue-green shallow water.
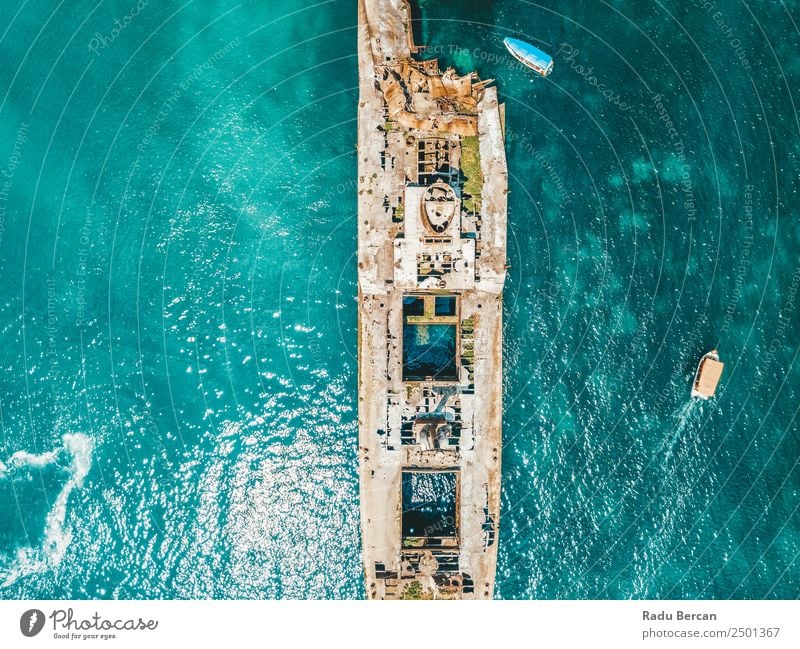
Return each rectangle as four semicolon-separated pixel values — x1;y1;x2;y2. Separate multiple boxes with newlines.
0;0;797;598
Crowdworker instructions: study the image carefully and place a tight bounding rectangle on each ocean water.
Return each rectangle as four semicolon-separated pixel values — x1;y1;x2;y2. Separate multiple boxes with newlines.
0;0;797;599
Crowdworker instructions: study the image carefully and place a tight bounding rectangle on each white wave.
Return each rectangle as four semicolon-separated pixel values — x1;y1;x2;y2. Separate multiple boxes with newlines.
6;448;59;470
0;433;95;588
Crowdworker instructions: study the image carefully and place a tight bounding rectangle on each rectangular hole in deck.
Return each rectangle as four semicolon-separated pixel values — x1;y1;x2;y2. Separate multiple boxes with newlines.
402;294;460;382
402;470;458;541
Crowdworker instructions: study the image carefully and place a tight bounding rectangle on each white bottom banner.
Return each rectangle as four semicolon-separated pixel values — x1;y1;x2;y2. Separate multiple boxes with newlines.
0;600;797;648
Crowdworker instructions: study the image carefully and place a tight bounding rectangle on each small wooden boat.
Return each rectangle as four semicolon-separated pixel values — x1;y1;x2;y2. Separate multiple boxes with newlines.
691;350;724;399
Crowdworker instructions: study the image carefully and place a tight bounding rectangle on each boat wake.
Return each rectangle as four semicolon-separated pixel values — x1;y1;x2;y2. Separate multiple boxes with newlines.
0;433;94;588
632;399;709;596
661;400;702;465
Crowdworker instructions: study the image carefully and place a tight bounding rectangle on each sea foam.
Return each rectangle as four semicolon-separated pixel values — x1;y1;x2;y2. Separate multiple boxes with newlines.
0;433;94;587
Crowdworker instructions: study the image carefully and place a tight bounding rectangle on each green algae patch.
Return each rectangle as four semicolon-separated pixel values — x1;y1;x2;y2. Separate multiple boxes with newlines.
460;135;483;214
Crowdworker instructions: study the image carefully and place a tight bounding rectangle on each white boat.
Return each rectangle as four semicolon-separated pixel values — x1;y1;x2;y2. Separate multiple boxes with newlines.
503;37;554;77
691;350;724;399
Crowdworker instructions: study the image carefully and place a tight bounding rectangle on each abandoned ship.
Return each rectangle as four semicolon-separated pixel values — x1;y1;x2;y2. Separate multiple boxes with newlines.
357;0;508;599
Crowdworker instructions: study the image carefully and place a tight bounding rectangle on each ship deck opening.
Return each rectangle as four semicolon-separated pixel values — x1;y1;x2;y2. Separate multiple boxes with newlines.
401;470;458;540
402;295;460;381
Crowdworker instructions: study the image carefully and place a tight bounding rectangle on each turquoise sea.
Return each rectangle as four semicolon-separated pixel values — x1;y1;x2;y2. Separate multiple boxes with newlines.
0;0;798;598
